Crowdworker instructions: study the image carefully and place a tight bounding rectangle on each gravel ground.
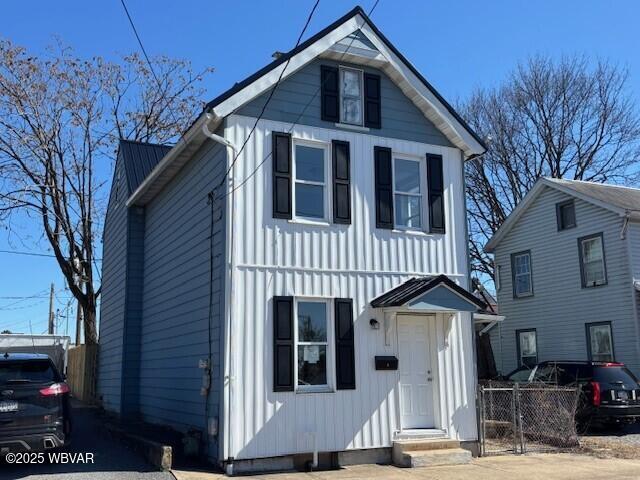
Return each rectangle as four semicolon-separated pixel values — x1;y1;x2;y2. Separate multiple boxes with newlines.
0;404;173;480
579;422;640;458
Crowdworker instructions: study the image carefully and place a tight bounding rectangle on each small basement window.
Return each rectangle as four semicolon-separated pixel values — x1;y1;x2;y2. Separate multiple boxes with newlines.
586;322;614;362
339;67;363;126
517;329;537;368
556;200;576;230
296;300;332;391
579;233;607;288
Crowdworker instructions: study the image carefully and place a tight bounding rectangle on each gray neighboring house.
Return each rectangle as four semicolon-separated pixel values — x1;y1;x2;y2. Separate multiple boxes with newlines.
97;6;489;473
485;178;640;377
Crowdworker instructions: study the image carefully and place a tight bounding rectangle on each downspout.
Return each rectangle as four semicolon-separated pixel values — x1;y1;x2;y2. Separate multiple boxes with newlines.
202;112;238;474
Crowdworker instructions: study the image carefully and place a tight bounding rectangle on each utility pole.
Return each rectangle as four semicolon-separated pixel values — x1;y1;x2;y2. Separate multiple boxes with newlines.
75;303;82;345
48;283;55;335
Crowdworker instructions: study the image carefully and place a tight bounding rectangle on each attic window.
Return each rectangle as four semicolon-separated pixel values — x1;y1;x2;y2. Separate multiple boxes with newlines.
556;200;576;231
339;67;363;126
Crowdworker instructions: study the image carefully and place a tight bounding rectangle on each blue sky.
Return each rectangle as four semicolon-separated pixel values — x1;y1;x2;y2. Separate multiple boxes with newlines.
1;0;639;338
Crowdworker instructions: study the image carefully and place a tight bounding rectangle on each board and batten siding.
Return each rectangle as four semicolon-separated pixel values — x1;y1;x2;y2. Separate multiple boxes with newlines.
237;59;453;148
223;115;476;460
97;154;128;413
491;186;640;375
139;139;227;458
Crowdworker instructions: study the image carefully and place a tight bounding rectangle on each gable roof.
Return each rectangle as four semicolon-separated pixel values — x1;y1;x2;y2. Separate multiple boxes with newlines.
370;274;486;310
118;139;172;195
127;6;485;206
485;178;640;253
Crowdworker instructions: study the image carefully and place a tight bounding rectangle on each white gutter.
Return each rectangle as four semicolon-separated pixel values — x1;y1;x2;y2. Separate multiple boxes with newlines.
126;113;221;207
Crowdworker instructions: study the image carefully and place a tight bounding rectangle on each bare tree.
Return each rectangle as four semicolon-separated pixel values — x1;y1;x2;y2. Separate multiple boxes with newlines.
462;55;640;281
0;40;212;343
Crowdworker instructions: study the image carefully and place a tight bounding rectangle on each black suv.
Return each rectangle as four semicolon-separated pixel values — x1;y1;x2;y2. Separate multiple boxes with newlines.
0;353;71;453
505;361;640;426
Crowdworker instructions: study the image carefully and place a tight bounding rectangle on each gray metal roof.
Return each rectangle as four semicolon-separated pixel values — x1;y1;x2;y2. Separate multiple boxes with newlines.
370;274;486;309
546;178;640;220
118;140;172;195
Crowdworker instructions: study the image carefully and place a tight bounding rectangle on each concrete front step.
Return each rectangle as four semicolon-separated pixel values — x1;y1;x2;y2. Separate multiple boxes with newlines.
393;438;461;452
394;447;472;468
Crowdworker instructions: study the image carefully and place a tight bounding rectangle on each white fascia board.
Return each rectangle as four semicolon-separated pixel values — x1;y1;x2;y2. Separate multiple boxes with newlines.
211;17;361;119
358;22;485;157
485;178;628;253
474;313;505;323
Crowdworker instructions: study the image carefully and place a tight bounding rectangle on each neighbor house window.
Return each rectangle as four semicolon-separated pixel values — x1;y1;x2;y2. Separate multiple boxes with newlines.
556;200;576;231
586;322;614;362
517;329;537;368
393;156;423;229
296;300;332;391
511;251;533;297
339;67;363;126
579;233;607;287
293;142;328;220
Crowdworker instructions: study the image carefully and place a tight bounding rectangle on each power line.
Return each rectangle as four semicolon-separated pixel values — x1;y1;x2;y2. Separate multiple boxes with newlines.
0;249;102;261
221;0;382;198
213;0;322;196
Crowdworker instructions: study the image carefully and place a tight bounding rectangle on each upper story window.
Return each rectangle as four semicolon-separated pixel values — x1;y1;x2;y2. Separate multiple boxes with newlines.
579;233;607;288
556;200;576;231
511;251;533;298
296;300;332;391
339;67;363;126
293;141;328;221
393;156;423;230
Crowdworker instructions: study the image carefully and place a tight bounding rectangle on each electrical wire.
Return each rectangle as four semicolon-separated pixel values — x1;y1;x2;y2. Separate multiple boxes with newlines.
0;249;102;261
220;0;381;199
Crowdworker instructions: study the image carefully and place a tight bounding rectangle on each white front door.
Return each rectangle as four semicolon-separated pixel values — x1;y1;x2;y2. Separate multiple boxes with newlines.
398;315;435;429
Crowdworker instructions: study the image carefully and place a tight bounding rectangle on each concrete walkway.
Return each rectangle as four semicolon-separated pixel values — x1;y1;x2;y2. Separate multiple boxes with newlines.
172;454;640;480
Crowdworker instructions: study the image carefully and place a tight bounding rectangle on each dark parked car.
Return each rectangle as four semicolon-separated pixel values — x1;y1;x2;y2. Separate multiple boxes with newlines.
0;352;71;454
504;361;640;426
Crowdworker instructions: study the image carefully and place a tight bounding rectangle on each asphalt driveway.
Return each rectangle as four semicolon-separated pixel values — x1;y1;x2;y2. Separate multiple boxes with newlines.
0;404;172;480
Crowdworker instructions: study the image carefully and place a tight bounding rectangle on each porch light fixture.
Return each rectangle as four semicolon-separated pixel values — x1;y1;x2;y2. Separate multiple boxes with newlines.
369;318;380;330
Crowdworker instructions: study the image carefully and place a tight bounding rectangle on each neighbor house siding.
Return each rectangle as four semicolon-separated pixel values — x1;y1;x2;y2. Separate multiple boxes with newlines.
492;187;640;375
139;138;227;459
97;153;128;413
237;59;453;147
223;115;476;460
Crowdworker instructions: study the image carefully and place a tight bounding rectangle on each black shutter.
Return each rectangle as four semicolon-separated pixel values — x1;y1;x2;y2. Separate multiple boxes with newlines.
335;298;356;390
374;146;394;229
332;140;351;224
321;66;339;122
273;296;294;392
427;154;445;234
272;132;292;219
364;73;381;129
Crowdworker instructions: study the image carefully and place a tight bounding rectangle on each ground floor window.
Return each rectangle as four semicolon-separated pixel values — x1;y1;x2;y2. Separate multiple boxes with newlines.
296;300;332;391
516;329;537;368
586;322;614;362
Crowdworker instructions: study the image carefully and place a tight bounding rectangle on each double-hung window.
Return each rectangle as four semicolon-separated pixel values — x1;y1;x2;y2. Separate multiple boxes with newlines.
586;322;614;362
511;251;533;297
393;156;423;230
339;67;363;126
293;142;328;221
296;300;332;391
579;233;607;287
517;329;537;368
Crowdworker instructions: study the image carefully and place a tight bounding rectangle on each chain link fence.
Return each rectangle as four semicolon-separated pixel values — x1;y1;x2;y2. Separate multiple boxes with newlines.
478;382;580;455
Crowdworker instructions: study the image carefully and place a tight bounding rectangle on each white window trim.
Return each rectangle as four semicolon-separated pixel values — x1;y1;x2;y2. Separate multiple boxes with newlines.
580;236;606;287
339;66;364;127
392;153;427;232
291;139;331;223
513;252;533;297
294;297;335;393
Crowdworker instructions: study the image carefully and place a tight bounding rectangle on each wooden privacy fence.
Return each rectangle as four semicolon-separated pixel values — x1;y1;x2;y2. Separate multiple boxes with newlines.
66;344;97;402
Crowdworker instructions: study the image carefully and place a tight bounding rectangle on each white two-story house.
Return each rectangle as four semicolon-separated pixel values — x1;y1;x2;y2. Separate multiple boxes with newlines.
98;6;487;474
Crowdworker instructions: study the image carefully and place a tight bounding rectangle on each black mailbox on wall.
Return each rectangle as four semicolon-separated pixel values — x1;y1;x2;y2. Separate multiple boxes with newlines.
374;356;398;370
